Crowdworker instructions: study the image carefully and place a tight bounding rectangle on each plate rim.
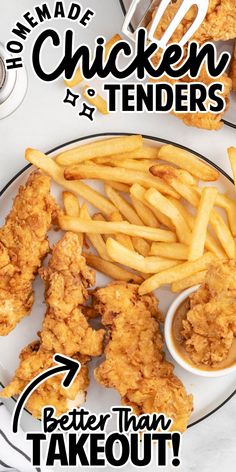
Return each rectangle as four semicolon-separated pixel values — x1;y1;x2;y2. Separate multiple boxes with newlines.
117;0;236;130
0;132;235;429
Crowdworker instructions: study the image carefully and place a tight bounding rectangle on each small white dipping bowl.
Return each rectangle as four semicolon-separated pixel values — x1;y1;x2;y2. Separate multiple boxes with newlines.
165;286;236;378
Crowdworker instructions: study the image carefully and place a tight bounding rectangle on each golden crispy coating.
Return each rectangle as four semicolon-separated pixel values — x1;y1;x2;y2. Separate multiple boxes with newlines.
182;261;236;367
0;172;56;335
1;341;89;418
151;60;232;130
40;233;104;357
1;233;105;417
152;0;236;44
175;69;232;131
230;41;236;91
150;1;235;130
94;283;193;432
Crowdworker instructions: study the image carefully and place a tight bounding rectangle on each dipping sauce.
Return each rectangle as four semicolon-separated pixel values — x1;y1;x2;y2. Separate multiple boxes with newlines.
171;297;236;371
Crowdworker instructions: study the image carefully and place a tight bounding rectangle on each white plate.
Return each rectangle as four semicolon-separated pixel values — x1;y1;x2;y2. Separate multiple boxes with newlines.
0;133;235;434
119;0;236;130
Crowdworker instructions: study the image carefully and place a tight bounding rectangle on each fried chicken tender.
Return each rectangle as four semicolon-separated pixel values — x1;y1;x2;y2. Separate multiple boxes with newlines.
152;0;236;44
94;283;193;432
230;41;236;91
39;233;104;357
1;341;89;418
150;0;234;130
174;68;232;131
0;172;55;335
182;261;236;367
1;233;105;417
152;64;232;130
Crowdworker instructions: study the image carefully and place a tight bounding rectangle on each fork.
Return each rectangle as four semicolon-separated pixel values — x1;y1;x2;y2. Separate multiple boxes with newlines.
122;0;209;48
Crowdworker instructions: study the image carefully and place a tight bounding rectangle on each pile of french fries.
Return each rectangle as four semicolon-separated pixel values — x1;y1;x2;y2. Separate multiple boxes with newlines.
25;136;236;295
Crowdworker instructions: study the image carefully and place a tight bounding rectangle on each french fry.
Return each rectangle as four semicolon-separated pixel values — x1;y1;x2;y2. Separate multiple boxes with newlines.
131;237;150;257
168;198;193;230
210;210;236;259
107;181;130;193
195;186;236;238
93;213;106;222
130;183;175;230
106;238;180;274
58;215;177;242
83;85;109;115
163;177;234;258
104;185;150;256
64;164;179;198
63;191;80;216
159;145;219;181
150;164;197;186
64;34;121;88
222;200;236;238
105;184;143;225
228;147;236;187
84;253;143;284
150;242;189;260
56;135;143;166
130;195;160;228
93;213;111;242
25;148;116;216
95;158;157;172
171;271;207;293
108;211;135;251
103;146;160;161
188;187;218;261
159;173;199;206
145;188;192;245
64;68;84;88
80;204;111;261
139;252;215;294
169;197;227;260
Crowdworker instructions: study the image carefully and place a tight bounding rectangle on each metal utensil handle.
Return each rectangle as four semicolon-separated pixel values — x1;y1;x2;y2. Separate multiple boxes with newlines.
122;0;144;40
149;0;209;48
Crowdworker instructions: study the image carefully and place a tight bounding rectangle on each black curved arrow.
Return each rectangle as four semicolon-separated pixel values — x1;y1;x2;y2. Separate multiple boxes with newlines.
12;354;81;433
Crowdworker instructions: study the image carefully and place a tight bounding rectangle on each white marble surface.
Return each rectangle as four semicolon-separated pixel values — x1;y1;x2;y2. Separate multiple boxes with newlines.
0;0;235;471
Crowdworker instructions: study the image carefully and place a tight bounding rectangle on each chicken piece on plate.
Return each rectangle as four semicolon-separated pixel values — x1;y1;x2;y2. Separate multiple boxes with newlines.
1;232;105;417
39;232;105;357
94;282;193;433
1;341;89;418
0;172;56;335
182;261;236;367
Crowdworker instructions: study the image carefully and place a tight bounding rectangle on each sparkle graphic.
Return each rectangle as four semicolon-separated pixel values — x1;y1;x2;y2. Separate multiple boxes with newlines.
79;102;96;121
63;88;80;107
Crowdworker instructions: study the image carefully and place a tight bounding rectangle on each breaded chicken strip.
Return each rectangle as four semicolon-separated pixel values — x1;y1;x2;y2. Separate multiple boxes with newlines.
0;172;55;335
172;68;232;131
1;341;89;418
151;58;232;130
150;0;234;130
94;283;193;432
182;261;236;367
152;0;236;44
230;41;236;91
1;233;105;417
39;233;104;357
